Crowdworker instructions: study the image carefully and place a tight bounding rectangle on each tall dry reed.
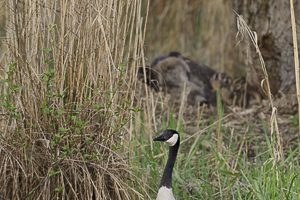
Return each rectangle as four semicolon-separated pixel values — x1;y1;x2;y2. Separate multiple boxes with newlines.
235;13;283;162
290;0;300;139
0;0;147;199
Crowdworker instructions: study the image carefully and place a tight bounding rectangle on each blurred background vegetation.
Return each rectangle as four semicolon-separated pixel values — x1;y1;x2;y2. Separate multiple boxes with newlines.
145;0;242;76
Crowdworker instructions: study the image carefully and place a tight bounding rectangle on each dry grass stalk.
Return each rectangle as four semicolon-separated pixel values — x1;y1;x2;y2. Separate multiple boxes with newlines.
0;0;148;199
216;92;223;153
235;13;283;162
289;0;300;139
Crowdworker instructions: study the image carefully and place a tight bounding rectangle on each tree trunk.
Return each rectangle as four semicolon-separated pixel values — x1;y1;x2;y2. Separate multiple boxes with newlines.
233;0;300;95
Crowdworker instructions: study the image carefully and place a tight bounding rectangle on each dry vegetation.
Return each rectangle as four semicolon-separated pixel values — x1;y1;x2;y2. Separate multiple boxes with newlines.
0;0;147;199
145;0;242;76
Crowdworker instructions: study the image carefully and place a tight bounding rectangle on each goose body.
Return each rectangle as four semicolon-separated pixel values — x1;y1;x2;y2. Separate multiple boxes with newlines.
153;129;180;200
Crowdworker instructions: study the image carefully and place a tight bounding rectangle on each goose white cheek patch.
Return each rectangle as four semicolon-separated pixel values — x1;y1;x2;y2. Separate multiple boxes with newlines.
165;134;178;146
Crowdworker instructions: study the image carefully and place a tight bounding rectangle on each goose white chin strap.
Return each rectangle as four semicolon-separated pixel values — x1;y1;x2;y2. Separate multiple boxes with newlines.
165;134;178;146
156;186;175;200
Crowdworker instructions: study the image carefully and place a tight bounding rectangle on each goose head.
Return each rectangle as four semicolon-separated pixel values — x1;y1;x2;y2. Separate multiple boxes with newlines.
153;129;179;146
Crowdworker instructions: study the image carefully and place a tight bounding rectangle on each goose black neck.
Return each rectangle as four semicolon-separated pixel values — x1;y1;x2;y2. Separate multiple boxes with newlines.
159;137;180;188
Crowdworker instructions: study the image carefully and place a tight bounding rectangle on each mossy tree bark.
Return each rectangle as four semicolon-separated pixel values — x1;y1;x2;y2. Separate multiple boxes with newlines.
233;0;300;95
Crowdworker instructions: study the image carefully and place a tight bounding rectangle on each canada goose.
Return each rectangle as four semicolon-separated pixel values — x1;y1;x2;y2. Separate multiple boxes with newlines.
138;51;217;106
153;129;180;200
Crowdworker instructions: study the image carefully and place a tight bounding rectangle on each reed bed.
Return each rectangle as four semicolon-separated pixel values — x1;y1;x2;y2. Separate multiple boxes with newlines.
0;0;147;199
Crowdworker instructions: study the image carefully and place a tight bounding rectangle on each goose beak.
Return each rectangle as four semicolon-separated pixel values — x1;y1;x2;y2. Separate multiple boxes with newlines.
153;134;164;142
